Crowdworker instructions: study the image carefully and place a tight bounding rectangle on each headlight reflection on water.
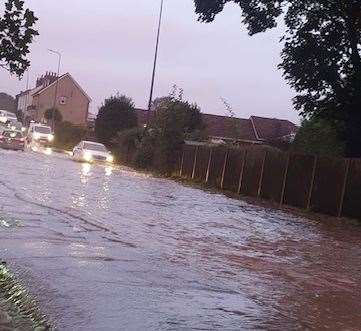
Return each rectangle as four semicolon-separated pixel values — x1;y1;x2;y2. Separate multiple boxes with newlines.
105;166;113;176
44;147;52;155
81;163;91;177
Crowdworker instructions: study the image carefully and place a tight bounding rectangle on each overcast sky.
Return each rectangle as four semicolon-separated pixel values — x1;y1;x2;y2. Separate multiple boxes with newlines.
0;0;299;123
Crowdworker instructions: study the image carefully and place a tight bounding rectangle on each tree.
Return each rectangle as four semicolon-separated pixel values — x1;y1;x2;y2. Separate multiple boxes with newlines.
95;94;137;145
44;108;63;124
135;96;204;171
0;0;38;77
292;117;345;157
193;0;361;156
54;121;87;150
0;92;16;112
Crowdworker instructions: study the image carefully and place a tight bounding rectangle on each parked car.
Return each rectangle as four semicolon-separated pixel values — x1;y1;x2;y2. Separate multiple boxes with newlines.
72;141;114;163
0;130;25;151
26;123;54;148
0;110;17;124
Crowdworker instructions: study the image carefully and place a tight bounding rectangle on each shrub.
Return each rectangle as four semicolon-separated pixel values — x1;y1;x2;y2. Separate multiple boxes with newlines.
95;94;137;145
292;117;345;157
54;121;87;150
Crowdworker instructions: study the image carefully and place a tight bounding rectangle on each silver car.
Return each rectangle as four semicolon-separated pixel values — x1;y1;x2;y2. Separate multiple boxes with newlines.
72;141;114;163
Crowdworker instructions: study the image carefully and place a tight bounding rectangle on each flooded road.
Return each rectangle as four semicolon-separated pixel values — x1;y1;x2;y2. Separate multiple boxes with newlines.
0;149;361;330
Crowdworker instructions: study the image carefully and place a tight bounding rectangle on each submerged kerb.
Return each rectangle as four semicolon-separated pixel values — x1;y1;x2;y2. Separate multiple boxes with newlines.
0;263;52;330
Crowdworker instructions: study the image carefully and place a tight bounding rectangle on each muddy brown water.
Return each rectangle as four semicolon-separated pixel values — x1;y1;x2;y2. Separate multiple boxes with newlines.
0;149;360;330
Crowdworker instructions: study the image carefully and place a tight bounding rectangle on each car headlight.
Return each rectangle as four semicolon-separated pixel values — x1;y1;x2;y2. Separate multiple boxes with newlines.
106;155;114;163
83;151;93;162
33;132;40;140
48;134;54;142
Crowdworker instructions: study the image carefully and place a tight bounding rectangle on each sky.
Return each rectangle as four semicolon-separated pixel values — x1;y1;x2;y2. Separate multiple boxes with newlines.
0;0;299;123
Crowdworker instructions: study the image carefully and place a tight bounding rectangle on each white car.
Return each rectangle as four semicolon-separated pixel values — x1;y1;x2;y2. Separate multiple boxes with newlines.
72;141;114;163
0;110;17;124
27;123;54;147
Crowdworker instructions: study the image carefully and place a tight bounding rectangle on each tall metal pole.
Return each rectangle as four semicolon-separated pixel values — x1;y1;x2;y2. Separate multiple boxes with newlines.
24;69;30;125
48;49;61;131
147;0;164;112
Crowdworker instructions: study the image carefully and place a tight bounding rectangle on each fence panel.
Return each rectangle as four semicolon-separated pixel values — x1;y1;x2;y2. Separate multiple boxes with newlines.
171;150;183;177
194;146;211;182
223;149;246;193
342;159;361;219
309;157;346;216
208;147;227;188
261;151;288;203
181;145;196;179
283;153;315;208
240;149;264;197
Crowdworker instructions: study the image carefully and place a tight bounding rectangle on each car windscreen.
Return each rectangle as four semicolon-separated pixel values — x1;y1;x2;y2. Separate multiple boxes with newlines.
3;131;22;138
84;142;107;152
34;126;51;134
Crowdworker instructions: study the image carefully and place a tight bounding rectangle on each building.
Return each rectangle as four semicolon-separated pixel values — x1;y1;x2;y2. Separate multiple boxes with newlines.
17;72;91;126
135;109;298;145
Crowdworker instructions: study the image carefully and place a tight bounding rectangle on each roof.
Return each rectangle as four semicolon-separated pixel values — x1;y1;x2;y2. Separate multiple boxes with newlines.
201;113;256;141
32;73;92;102
135;109;297;142
250;116;298;141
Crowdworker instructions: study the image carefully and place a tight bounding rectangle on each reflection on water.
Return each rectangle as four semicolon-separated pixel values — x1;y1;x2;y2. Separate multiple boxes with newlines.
44;147;52;155
105;166;113;176
0;150;361;331
81;163;91;178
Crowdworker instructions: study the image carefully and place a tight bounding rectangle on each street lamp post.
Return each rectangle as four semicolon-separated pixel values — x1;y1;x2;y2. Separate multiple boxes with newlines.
147;0;164;113
48;49;62;131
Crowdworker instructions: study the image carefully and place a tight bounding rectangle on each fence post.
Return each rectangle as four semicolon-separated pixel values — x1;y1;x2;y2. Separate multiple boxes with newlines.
205;148;213;184
179;148;185;177
280;153;290;206
238;150;248;194
338;159;351;218
220;149;229;189
257;150;267;198
191;146;199;180
306;155;318;210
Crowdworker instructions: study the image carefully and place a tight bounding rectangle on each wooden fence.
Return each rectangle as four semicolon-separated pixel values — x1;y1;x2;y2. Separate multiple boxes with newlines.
174;145;361;220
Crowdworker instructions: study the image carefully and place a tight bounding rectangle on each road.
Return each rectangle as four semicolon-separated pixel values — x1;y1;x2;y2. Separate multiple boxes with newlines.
0;149;361;331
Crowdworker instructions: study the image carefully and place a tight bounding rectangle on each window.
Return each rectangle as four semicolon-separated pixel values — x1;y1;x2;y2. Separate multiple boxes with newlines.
59;96;67;105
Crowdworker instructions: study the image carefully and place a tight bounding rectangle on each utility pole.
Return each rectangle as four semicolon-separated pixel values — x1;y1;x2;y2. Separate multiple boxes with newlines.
48;49;62;131
147;0;164;113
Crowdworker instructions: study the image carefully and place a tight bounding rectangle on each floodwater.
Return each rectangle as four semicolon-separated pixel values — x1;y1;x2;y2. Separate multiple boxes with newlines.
0;149;360;331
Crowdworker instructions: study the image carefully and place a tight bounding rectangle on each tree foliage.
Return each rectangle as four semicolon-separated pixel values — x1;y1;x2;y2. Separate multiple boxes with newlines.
292;117;345;157
44;108;63;124
194;0;361;156
0;0;38;77
0;92;16;112
95;94;137;145
54;121;87;150
135;96;204;171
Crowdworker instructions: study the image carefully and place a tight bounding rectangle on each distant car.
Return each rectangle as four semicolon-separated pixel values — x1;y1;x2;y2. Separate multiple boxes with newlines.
6;120;26;133
72;141;114;163
0;110;17;124
26;123;54;147
0;130;25;151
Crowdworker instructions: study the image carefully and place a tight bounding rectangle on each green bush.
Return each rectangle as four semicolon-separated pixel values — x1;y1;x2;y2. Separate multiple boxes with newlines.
54;121;87;150
134;97;205;172
95;94;137;145
292;117;345;157
112;127;143;164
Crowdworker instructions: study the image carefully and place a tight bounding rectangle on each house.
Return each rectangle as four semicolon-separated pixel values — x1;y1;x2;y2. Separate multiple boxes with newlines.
17;72;91;126
135;109;298;145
